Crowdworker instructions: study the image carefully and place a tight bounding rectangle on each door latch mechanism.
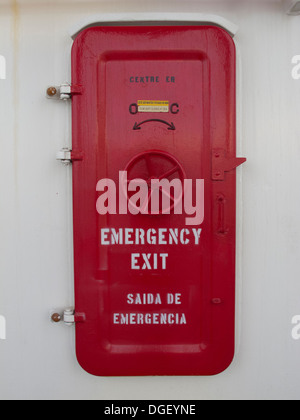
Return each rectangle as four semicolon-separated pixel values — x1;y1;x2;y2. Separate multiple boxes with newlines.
46;84;83;100
46;84;84;164
212;149;246;181
51;309;86;326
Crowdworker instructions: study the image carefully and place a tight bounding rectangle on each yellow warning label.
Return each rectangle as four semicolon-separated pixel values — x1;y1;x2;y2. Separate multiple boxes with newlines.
138;100;169;113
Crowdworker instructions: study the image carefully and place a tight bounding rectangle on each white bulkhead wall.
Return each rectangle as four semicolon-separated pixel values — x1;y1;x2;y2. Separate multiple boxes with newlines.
0;0;300;400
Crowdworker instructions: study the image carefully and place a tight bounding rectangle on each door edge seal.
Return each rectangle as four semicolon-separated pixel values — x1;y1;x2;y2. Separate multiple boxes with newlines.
70;13;239;40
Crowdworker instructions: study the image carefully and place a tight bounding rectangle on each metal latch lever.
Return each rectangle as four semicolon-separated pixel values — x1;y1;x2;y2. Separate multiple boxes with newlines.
51;309;86;326
46;84;83;100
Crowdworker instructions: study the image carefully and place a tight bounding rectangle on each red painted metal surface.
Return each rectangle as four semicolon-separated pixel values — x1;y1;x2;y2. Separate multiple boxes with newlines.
71;26;245;376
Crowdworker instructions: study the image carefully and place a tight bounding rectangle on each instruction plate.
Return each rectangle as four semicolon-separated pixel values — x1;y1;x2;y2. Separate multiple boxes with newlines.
138;100;169;113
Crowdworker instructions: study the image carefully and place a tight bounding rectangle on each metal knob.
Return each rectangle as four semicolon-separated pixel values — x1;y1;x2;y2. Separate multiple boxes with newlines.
51;313;61;323
47;86;57;97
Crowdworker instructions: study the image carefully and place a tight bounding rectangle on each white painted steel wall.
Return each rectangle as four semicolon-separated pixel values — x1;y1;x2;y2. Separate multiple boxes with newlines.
0;0;300;400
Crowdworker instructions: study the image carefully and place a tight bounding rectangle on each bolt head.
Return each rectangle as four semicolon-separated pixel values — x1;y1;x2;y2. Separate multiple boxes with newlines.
47;87;57;97
51;313;61;323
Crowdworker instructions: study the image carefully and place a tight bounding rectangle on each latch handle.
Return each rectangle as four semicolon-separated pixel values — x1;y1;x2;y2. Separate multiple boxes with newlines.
50;309;86;326
46;84;83;100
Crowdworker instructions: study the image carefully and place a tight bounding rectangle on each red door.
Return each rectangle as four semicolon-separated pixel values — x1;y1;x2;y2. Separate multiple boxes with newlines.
71;26;245;376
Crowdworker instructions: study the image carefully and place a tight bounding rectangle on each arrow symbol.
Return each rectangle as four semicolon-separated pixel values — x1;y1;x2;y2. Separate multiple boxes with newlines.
133;119;176;131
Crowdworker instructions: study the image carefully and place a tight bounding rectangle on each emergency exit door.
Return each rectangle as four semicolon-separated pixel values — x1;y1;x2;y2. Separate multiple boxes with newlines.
71;25;245;376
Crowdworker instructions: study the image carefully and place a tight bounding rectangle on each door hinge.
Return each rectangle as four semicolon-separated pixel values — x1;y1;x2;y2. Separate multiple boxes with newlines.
64;309;86;326
56;147;84;164
51;309;86;326
46;83;83;100
212;149;246;181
